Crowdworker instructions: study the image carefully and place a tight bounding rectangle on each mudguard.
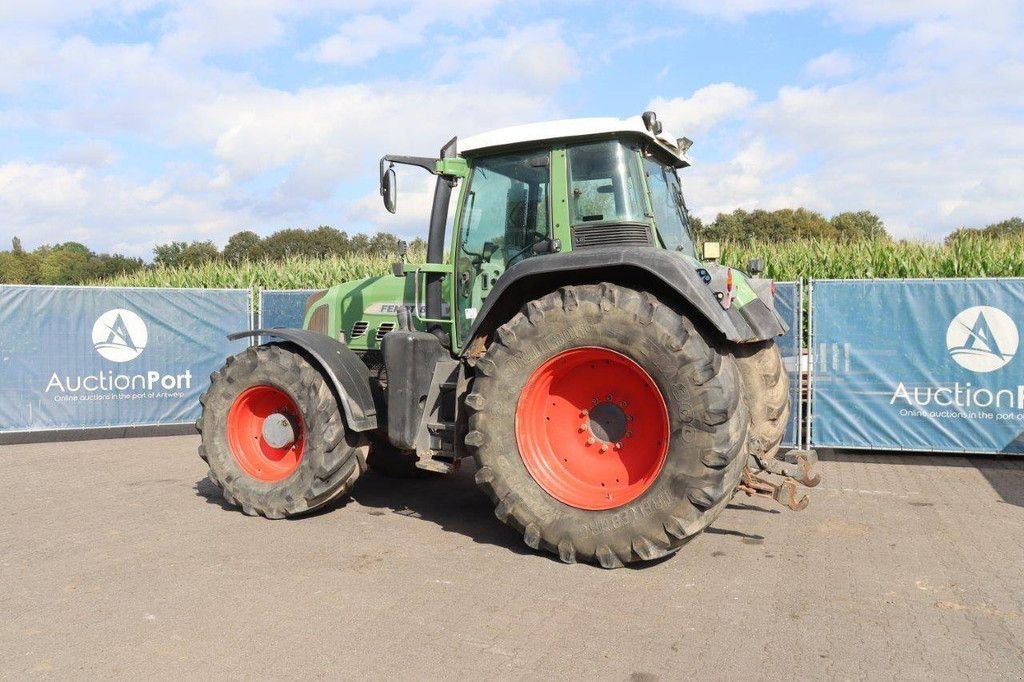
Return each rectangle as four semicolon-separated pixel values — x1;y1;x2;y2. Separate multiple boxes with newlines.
228;328;378;432
462;246;787;354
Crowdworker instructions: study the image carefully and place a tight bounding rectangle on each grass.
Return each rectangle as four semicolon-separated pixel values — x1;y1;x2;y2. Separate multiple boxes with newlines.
94;236;1024;291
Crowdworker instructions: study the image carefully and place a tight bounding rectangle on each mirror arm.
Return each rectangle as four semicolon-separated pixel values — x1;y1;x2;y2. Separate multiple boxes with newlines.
379;155;440;182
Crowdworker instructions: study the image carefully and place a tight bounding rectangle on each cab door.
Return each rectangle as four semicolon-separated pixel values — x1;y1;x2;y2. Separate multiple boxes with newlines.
452;150;551;346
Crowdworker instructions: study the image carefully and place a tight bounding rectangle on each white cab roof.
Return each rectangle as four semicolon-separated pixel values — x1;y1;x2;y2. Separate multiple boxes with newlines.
459;115;692;167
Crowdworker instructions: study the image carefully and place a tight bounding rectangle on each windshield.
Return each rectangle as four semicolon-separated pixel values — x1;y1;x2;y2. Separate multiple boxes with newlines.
642;156;696;256
567;140;648;225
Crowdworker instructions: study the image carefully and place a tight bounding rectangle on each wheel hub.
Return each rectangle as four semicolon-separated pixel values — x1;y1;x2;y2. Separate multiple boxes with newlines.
261;412;296;449
587;401;628;443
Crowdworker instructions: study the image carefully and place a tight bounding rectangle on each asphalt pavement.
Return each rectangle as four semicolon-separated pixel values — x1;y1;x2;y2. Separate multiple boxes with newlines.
1;436;1022;679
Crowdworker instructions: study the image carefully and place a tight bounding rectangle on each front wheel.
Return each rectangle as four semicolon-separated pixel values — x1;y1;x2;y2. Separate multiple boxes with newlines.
465;284;749;568
197;344;368;518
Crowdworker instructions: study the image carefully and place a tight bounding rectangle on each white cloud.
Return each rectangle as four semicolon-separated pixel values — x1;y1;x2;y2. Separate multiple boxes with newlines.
0;161;236;256
305;13;425;65
669;0;813;21
0;11;571;255
648;83;757;137
802;50;857;80
434;21;578;93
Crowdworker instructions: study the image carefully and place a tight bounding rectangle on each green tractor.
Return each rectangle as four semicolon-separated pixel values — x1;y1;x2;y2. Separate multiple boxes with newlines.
198;112;818;568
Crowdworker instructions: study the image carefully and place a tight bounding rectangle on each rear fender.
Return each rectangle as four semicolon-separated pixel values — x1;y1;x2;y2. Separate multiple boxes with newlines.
228;328;377;432
461;247;787;354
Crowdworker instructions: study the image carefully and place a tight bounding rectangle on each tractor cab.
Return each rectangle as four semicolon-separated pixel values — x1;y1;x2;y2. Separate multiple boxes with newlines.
378;112;701;348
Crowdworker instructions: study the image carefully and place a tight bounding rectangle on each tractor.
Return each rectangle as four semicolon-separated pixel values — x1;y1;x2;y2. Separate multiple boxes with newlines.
197;112;819;568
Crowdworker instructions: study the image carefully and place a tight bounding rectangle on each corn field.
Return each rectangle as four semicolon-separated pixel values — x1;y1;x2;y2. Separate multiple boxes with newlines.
95;236;1024;291
720;235;1024;281
98;249;427;290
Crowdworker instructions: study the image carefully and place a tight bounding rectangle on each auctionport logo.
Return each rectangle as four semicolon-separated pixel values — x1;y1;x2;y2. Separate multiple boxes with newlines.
92;308;148;362
946;306;1019;373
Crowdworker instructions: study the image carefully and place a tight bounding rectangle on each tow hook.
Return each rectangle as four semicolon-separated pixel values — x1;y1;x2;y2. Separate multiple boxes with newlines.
737;449;820;511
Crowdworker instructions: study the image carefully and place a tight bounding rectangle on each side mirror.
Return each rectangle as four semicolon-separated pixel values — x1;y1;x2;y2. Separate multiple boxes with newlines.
702;242;721;261
747;258;765;276
397;240;408;258
381;167;397;214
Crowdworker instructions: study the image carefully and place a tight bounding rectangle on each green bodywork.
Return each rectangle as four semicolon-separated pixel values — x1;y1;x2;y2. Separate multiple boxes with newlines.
304;135;758;352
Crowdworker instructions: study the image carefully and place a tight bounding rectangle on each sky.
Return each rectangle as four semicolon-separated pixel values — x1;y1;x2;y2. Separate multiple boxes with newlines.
1;0;1022;258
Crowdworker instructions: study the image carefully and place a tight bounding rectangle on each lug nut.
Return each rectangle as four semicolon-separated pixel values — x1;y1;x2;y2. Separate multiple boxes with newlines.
615;442;623;450
619;401;627;408
626;431;633;438
579;410;588;417
599;444;609;453
578;425;587;432
586;437;595;446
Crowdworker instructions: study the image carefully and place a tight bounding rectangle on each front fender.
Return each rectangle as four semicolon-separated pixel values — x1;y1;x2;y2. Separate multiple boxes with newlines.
462;247;787;354
228;328;377;432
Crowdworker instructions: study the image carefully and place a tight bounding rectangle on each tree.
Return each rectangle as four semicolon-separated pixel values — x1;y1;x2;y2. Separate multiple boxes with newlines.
0;251;39;283
153;240;219;268
38;248;91;284
307;225;349;257
687;214;706;240
260;229;311;259
368;232;400;256
178;241;220;267
945;216;1024;244
83;253;145;280
153;241;188;267
830;211;887;240
349;233;370;253
223;231;263;264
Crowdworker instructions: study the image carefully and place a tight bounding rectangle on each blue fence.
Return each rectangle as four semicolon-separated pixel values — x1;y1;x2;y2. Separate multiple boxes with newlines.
19;279;1019;456
0;286;251;433
809;279;1024;454
259;289;317;330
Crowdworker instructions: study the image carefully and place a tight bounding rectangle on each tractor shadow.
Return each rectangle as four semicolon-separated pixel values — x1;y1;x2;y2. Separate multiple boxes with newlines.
194;477;237;512
349;462;537;558
192;466;527;556
192;466;781;562
193;470;527;559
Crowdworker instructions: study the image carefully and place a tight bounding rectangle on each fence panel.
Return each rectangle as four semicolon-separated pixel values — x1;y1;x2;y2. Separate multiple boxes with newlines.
258;289;317;330
0;286;251;433
772;282;802;447
809;279;1024;454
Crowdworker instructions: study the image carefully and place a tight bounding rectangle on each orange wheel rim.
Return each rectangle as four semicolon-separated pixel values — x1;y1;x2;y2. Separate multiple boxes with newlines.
226;385;305;482
515;347;670;510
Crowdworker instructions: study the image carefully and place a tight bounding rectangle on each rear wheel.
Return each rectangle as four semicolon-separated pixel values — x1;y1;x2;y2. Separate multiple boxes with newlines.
465;284;749;568
197;344;368;518
734;340;790;466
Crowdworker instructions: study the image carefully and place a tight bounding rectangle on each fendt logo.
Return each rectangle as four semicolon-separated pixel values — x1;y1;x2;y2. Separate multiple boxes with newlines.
91;309;148;362
946;306;1019;373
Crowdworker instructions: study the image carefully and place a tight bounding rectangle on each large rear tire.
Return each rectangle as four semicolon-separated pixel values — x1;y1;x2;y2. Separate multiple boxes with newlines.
733;340;790;466
465;284;749;568
197;344;368;518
